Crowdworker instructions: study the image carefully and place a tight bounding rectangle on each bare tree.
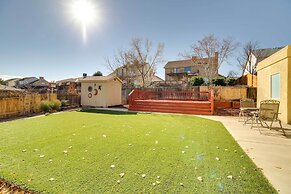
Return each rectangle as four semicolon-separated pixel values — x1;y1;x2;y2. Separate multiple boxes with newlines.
182;34;238;86
106;38;164;88
237;41;260;87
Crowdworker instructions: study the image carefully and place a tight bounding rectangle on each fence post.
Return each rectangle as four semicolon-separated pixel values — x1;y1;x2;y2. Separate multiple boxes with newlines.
128;89;135;107
210;89;214;115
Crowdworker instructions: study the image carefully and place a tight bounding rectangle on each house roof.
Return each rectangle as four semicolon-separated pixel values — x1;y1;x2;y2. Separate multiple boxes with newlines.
31;78;50;87
0;85;24;92
164;59;195;68
253;47;283;63
152;75;164;82
56;77;82;84
18;77;37;81
80;75;122;83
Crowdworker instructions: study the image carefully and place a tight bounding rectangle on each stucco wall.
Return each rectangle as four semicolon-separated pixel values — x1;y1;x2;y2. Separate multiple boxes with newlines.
257;45;291;124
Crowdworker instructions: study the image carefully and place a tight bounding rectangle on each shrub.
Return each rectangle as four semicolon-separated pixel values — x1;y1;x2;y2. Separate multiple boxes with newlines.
40;101;51;113
61;100;69;107
213;77;226;86
40;100;61;113
227;78;237;86
190;76;205;86
50;100;61;111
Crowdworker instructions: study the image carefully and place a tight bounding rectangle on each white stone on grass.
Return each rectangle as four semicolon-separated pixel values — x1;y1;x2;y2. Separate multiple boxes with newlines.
103;134;107;138
152;148;156;151
180;182;184;186
68;146;72;149
141;174;146;178
22;149;26;152
215;157;220;161
117;180;121;184
39;155;45;158
63;150;68;154
152;182;156;186
181;151;185;154
49;159;53;162
155;140;159;144
49;178;54;181
156;180;160;184
185;146;189;149
110;165;115;168
128;144;132;146
224;149;228;151
85;150;88;153
157;176;160;179
197;176;203;182
120;172;125;178
227;175;233;179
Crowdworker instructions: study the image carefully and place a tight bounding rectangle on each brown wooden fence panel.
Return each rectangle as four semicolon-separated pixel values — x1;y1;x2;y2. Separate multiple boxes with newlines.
57;94;81;106
0;93;57;119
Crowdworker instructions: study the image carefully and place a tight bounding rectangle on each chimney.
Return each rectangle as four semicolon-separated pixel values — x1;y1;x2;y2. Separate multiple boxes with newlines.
39;76;44;80
83;73;87;78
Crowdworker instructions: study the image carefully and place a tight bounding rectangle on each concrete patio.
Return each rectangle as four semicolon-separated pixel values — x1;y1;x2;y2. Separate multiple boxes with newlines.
199;115;291;194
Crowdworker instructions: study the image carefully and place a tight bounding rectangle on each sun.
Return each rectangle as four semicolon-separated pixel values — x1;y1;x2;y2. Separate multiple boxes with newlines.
70;0;98;42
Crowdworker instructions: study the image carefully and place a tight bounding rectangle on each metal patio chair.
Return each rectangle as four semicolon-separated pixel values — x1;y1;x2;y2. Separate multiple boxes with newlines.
239;98;255;122
253;100;285;136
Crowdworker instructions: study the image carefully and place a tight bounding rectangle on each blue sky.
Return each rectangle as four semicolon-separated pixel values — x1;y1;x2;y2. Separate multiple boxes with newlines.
0;0;291;81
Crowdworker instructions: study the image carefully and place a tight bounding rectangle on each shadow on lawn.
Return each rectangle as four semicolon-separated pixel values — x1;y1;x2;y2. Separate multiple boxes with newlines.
79;109;139;115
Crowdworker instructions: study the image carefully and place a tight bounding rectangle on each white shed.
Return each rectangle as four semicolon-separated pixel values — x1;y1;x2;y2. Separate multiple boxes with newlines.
80;75;122;107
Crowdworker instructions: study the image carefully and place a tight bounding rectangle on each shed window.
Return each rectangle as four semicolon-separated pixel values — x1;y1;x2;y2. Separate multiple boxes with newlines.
271;73;280;99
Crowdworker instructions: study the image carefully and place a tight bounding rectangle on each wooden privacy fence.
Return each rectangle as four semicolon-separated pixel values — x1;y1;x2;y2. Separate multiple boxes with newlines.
0;93;57;119
57;94;81;106
199;86;256;101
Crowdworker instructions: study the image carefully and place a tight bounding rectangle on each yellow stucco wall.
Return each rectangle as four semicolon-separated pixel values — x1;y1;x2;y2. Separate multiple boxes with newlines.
81;79;122;107
257;45;291;124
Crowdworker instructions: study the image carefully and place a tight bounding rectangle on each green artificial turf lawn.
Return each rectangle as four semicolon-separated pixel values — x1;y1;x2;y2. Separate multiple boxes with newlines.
0;110;276;193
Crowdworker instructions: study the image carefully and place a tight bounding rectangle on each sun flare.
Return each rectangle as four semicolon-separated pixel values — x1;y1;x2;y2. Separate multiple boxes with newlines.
70;0;98;42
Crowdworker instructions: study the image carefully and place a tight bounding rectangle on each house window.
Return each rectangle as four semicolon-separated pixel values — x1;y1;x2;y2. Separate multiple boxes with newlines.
271;73;280;99
184;66;191;73
173;68;179;73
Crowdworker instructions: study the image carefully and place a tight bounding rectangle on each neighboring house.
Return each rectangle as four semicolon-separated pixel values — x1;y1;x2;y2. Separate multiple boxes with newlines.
16;77;39;89
257;45;291;124
56;78;82;95
243;47;283;76
164;53;218;82
30;77;51;93
152;75;164;82
11;76;52;93
112;63;157;87
0;85;24;98
6;78;21;87
80;75;122;107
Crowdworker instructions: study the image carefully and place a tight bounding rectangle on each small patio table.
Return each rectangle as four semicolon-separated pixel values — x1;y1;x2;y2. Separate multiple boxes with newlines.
242;107;260;125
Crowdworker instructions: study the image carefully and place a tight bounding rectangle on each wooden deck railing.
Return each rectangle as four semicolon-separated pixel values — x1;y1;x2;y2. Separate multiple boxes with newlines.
129;89;214;108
